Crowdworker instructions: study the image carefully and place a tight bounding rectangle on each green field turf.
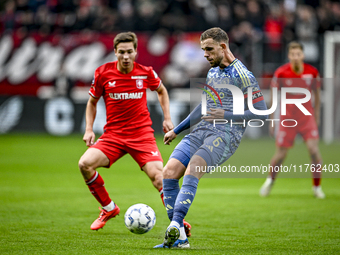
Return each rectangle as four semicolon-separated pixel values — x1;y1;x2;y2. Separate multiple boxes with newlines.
0;134;339;254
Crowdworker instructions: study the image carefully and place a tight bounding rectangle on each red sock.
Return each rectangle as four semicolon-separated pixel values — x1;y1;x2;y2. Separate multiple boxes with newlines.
86;171;112;207
159;187;164;206
312;161;322;187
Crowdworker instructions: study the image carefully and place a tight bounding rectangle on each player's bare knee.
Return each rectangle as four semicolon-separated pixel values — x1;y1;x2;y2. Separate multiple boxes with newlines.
78;158;94;176
163;165;172;179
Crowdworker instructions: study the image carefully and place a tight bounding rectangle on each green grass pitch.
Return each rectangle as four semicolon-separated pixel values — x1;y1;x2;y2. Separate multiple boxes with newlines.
0;134;339;254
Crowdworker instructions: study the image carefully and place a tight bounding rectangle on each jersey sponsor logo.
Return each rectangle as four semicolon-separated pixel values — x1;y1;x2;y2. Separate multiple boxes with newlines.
285;79;293;86
151;151;159;156
109;92;143;100
108;81;116;87
136;79;143;89
131;76;147;79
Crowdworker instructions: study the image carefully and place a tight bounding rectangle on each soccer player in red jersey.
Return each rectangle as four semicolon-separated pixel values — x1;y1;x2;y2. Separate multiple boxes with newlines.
78;32;175;230
260;41;325;199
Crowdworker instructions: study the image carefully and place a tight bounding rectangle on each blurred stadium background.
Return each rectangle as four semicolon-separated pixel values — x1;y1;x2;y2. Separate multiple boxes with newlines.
1;0;340;141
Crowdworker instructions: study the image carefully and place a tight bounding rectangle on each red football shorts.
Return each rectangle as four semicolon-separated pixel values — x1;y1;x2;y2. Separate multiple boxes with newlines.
90;130;163;168
276;116;319;148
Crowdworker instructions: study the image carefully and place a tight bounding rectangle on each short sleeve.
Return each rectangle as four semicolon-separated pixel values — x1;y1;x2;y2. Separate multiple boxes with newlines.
89;68;103;98
147;68;162;91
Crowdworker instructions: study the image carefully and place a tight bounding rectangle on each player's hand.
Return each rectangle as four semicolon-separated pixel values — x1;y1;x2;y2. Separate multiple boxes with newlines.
163;119;174;133
201;108;225;122
83;131;95;147
164;130;177;145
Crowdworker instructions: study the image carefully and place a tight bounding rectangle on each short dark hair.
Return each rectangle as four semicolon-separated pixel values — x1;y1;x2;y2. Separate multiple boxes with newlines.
114;32;138;49
200;27;229;44
288;41;303;51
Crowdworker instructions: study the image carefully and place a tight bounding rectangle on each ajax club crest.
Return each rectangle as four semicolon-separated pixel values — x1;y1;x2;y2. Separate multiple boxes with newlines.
136;79;143;89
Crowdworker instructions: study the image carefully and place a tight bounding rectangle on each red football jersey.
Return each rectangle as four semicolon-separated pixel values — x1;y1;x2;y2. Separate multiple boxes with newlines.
271;63;320;118
89;61;161;133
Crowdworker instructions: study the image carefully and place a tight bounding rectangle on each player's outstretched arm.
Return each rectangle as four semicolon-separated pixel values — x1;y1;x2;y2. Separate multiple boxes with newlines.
163;103;202;145
173;103;202;134
156;83;173;133
83;96;99;147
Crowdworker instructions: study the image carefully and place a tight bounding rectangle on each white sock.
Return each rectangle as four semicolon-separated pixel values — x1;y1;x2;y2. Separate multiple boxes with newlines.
169;220;180;229
103;201;115;211
179;227;187;240
266;177;274;184
169;221;186;240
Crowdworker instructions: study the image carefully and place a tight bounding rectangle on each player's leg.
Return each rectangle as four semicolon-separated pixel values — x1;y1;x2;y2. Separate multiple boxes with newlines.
269;146;289;179
161;137;191;222
162;136;198;240
79;136;126;230
162;155;206;248
164;134;226;248
300;116;325;198
154;136;196;248
259;146;289;197
305;138;325;198
160;147;191;247
153;158;190;249
127;133;165;205
260;126;295;197
79;148;121;230
128;132;194;242
142;161;164;204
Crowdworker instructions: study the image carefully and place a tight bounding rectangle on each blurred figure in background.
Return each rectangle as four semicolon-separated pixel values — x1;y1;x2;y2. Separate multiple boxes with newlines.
260;41;325;199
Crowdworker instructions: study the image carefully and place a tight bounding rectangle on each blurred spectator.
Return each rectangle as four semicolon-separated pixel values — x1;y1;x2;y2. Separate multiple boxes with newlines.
160;0;191;32
135;0;160;31
72;5;94;31
247;0;265;30
92;6;117;32
282;9;296;43
331;1;340;31
263;4;285;63
34;5;53;32
216;3;234;32
316;3;333;34
233;2;247;26
0;0;340;81
1;0;16;31
295;5;319;63
117;0;136;31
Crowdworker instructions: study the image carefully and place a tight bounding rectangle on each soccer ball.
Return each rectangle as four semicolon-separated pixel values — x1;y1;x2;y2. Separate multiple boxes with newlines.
124;203;156;234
